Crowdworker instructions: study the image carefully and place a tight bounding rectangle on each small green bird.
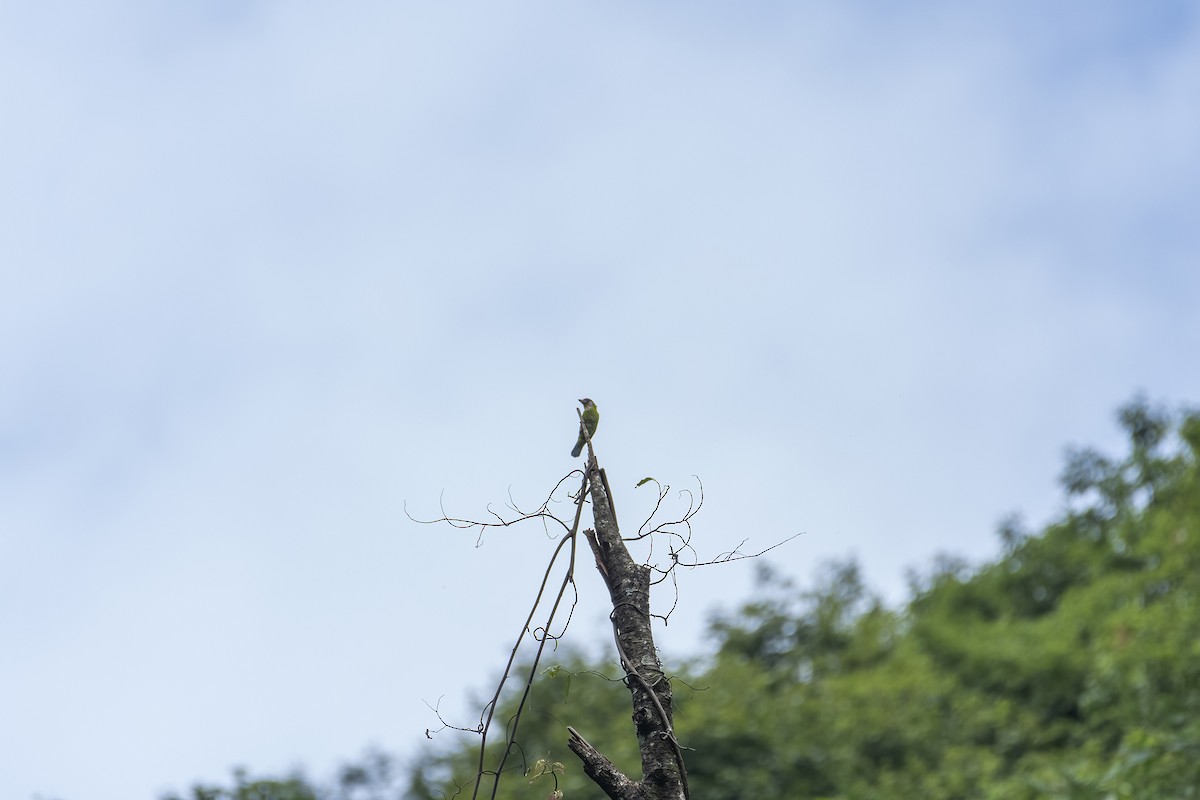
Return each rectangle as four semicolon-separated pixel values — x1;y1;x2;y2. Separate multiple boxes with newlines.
571;398;600;457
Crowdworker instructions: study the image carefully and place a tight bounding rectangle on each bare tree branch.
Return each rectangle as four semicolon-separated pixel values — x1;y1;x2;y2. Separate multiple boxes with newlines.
572;425;688;800
419;404;798;800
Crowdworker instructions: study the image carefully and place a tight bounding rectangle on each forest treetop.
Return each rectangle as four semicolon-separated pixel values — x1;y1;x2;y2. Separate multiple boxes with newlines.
166;397;1200;800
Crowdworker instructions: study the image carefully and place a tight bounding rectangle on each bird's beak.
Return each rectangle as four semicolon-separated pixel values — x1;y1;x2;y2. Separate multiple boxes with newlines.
577;398;584;405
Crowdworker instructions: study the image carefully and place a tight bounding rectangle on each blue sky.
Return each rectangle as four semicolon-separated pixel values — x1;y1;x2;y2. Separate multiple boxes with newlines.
2;3;1199;799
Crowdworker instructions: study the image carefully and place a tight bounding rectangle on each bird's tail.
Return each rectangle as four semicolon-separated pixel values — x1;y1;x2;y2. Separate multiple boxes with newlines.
571;440;584;458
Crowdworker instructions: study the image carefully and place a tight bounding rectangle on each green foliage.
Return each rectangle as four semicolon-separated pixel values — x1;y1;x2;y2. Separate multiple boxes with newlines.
409;398;1200;799
162;750;402;800
164;398;1200;800
408;653;642;800
161;768;321;800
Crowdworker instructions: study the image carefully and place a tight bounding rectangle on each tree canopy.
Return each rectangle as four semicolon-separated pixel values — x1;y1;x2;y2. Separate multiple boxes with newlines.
166;398;1200;800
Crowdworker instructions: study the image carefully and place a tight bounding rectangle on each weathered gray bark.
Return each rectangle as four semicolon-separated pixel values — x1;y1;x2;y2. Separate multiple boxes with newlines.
568;452;688;800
